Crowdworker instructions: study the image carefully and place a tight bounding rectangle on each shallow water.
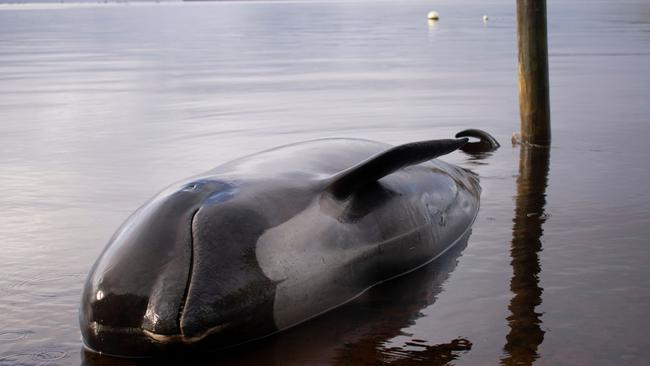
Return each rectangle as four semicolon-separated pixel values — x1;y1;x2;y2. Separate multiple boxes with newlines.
1;0;649;365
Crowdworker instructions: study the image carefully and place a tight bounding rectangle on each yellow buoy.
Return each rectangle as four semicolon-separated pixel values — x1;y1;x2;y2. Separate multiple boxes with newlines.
427;11;439;21
483;15;489;22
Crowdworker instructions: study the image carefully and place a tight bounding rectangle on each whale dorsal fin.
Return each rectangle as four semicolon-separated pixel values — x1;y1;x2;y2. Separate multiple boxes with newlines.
326;138;468;200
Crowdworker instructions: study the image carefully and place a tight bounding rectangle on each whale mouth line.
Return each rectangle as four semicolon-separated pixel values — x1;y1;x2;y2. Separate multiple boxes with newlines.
176;207;200;337
87;321;231;358
142;322;231;344
88;321;231;346
89;321;144;336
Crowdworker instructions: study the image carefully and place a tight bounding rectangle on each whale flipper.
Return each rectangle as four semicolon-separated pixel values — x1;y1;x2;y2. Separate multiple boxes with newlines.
326;138;468;200
455;129;500;153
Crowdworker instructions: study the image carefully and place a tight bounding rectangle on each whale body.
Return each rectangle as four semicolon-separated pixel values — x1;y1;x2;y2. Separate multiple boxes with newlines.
79;135;485;357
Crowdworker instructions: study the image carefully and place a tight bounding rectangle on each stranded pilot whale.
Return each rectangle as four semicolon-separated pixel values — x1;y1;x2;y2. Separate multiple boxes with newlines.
79;130;497;357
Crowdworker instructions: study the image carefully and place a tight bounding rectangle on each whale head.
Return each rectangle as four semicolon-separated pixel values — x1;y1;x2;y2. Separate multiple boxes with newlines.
79;178;280;357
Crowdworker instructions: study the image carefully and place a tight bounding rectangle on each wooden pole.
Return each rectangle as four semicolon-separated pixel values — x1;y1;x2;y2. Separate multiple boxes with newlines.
516;0;551;146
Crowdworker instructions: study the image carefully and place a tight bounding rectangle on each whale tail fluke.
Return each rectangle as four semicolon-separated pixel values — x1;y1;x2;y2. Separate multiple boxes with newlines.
326;138;468;200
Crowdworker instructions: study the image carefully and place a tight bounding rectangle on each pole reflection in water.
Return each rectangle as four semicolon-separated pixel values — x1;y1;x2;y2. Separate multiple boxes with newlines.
82;235;472;366
501;145;550;365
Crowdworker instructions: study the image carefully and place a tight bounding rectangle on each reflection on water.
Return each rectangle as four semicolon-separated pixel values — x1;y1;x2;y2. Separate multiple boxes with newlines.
501;146;549;365
330;239;472;366
81;237;471;366
334;338;471;366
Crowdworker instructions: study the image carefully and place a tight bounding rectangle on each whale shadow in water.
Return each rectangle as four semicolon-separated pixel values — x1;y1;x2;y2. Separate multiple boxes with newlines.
81;233;472;366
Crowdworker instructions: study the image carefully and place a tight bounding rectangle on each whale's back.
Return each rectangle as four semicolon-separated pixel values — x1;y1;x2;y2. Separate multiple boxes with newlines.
210;138;390;179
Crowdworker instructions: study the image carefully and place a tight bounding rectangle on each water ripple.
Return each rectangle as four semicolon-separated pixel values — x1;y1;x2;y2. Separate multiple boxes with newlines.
32;350;68;364
0;350;68;366
0;330;32;342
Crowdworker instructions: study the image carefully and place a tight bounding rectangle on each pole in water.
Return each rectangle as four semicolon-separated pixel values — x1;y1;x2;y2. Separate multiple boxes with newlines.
516;0;551;146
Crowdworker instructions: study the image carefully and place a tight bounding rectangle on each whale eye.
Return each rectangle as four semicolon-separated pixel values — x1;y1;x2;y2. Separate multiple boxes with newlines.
183;183;201;192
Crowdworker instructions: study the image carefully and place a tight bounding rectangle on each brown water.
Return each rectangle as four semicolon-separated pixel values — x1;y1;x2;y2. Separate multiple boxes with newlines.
1;0;649;365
